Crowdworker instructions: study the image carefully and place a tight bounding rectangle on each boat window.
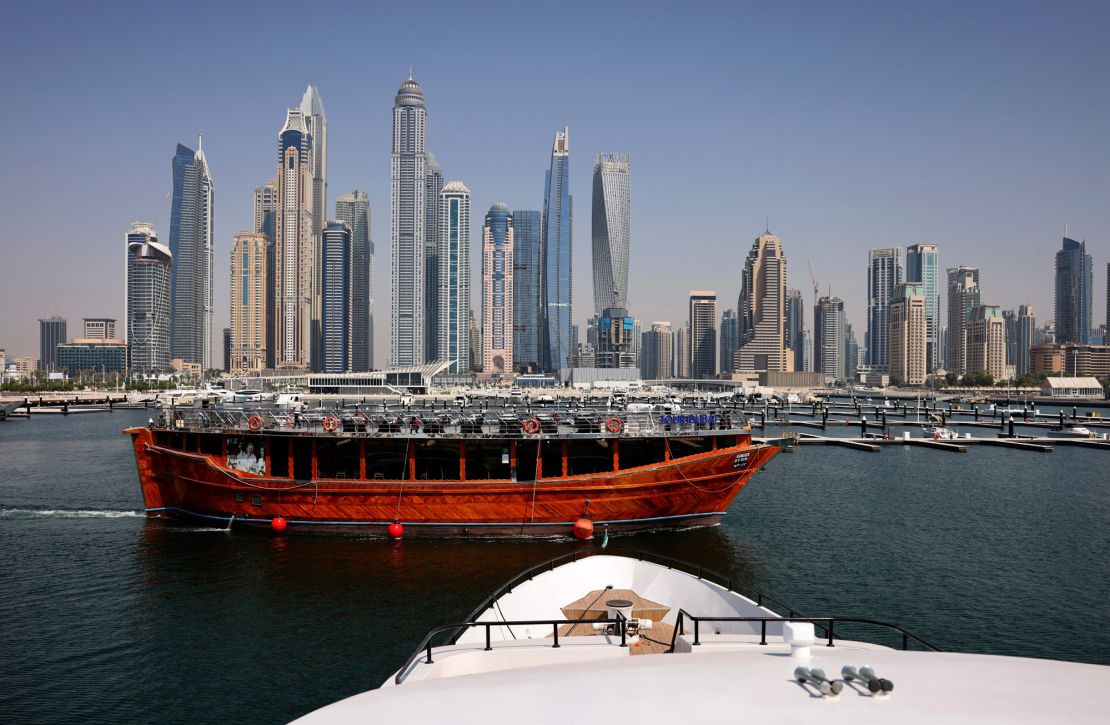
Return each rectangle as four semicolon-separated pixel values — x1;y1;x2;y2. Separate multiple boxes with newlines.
292;438;313;480
618;438;667;471
415;440;460;480
516;441;539;482
199;433;223;456
269;437;289;477
541;440;563;478
227;437;266;475
670;437;710;459
317;439;360;479
365;440;410;480
566;439;612;476
464;442;511;480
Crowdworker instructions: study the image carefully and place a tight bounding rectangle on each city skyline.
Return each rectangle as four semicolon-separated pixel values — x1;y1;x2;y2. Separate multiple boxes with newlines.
1;2;1109;360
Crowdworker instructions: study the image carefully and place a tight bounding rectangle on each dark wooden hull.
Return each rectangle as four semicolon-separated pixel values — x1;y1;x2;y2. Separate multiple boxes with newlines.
126;428;781;537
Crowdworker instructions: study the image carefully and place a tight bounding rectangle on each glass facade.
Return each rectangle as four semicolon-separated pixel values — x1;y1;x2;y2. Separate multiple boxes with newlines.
542;128;572;371
512;209;542;371
437;183;470;373
336;191;372;371
906;244;940;371
1055;236;1092;344
866;247;902;371
167;141;214;369
126;223;171;373
321;222;351;373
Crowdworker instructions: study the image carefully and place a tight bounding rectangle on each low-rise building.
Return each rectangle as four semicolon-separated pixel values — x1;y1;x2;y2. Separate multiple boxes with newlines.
56;339;127;374
1040;376;1105;399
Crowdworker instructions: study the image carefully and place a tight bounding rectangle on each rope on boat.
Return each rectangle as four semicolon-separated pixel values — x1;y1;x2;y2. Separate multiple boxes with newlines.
395;439;410;520
673;446;753;495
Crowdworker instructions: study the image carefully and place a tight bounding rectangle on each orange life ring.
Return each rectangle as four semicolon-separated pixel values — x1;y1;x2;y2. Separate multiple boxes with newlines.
522;418;541;435
247;415;264;431
606;417;623;434
323;416;340;433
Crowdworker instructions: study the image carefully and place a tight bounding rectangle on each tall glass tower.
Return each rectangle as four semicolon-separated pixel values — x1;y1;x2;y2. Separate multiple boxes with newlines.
253;180;278;368
512;209;542;372
168;139;214;369
126;223;171;373
906;244;940;371
424;152;444;361
321;221;351;373
866;247;902;370
390;75;428;366
437;182;470;373
591;153;630;314
336;191;372;371
482;204;513;375
299;86;327;371
38;316;67;372
1055;235;1092;344
542;127;572;371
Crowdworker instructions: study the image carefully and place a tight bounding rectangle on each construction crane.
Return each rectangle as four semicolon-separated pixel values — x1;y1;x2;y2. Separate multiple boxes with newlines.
806;259;819;308
151;192;171;228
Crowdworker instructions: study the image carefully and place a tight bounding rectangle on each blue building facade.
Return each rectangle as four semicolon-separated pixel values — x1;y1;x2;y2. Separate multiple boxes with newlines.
512;209;542;372
542;128;572;372
321;221;351;373
1055;236;1092;344
437;182;471;373
167;140;214;369
906;244;940;371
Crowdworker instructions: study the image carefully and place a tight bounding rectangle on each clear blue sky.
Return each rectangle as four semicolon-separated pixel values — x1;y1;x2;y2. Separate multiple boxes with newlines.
1;0;1107;359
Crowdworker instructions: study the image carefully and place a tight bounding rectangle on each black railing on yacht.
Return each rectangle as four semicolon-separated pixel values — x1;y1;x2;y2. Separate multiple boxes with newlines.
667;609;941;653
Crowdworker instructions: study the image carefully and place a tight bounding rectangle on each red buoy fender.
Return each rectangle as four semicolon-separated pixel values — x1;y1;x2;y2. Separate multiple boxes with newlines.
573;517;594;540
247;415;264;431
388;521;405;539
323;416;340;432
271;517;287;532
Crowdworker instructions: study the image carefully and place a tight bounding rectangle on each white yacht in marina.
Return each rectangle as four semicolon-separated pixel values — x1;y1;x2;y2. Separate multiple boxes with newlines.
294;549;1108;723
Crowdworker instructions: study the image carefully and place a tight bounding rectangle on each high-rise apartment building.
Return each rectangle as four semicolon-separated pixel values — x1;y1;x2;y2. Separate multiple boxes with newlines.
424;152;444;361
1055;235;1092;344
512;209;542;372
967;305;1006;380
83;319;116;340
785;289;805;372
222;328;231;372
482;204;513;375
866;247;903;371
591;153;631;315
230;232;267;373
297;87;328;372
391;75;428;366
845;323;859;379
888;283;926;385
719;309;738;374
168;139;214;369
274;106;317;370
946;266;981;375
815;296;846;381
542;127;572;371
1015;305;1036;377
438;182;470;373
674;323;690;378
125;222;171;373
906;244;940;371
38;316;67;372
640;321;673;380
689;291;717;379
253;180;278;368
736;233;789;372
336;191;372;371
321;221;351;373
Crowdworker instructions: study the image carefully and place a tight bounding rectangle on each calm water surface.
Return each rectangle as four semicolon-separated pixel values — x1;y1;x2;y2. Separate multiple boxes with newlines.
1;410;1108;723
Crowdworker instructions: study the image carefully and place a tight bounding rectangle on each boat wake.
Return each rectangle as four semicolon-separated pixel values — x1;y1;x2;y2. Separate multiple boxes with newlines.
0;507;144;520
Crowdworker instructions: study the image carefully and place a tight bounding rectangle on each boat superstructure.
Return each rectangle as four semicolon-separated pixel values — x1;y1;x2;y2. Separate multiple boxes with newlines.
126;401;787;536
294;548;1110;724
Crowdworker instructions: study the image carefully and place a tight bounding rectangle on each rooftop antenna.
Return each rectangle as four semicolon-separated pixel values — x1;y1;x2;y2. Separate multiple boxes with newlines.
765;217;770;235
408;65;413;80
197;134;202;151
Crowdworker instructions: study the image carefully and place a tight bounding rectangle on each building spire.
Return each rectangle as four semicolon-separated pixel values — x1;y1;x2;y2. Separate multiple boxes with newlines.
197;134;202;152
408;65;413;80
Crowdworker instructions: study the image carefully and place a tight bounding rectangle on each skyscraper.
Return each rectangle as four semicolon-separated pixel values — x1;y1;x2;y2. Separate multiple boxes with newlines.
719;308;738;374
844;323;859;379
125;222;171;373
888;283;926;385
321;221;351;373
591;153;630;314
866;247;902;371
815;296;846;381
482;203;513;375
336;191;372;371
674;323;690;378
689;291;717;379
640;321;673;380
512;209;542;372
967;305;1006;380
391;74;428;366
424;152;444;361
438;182;470;373
736;233;789;372
38;316;67;372
542;127;572;371
1054;235;1092;344
167;139;214;369
906;243;940;371
946;266;981;375
299;86;328;371
222;328;231;372
1015;305;1036;377
253;180;278;368
229;232;267;373
785;289;805;372
274;107;316;369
